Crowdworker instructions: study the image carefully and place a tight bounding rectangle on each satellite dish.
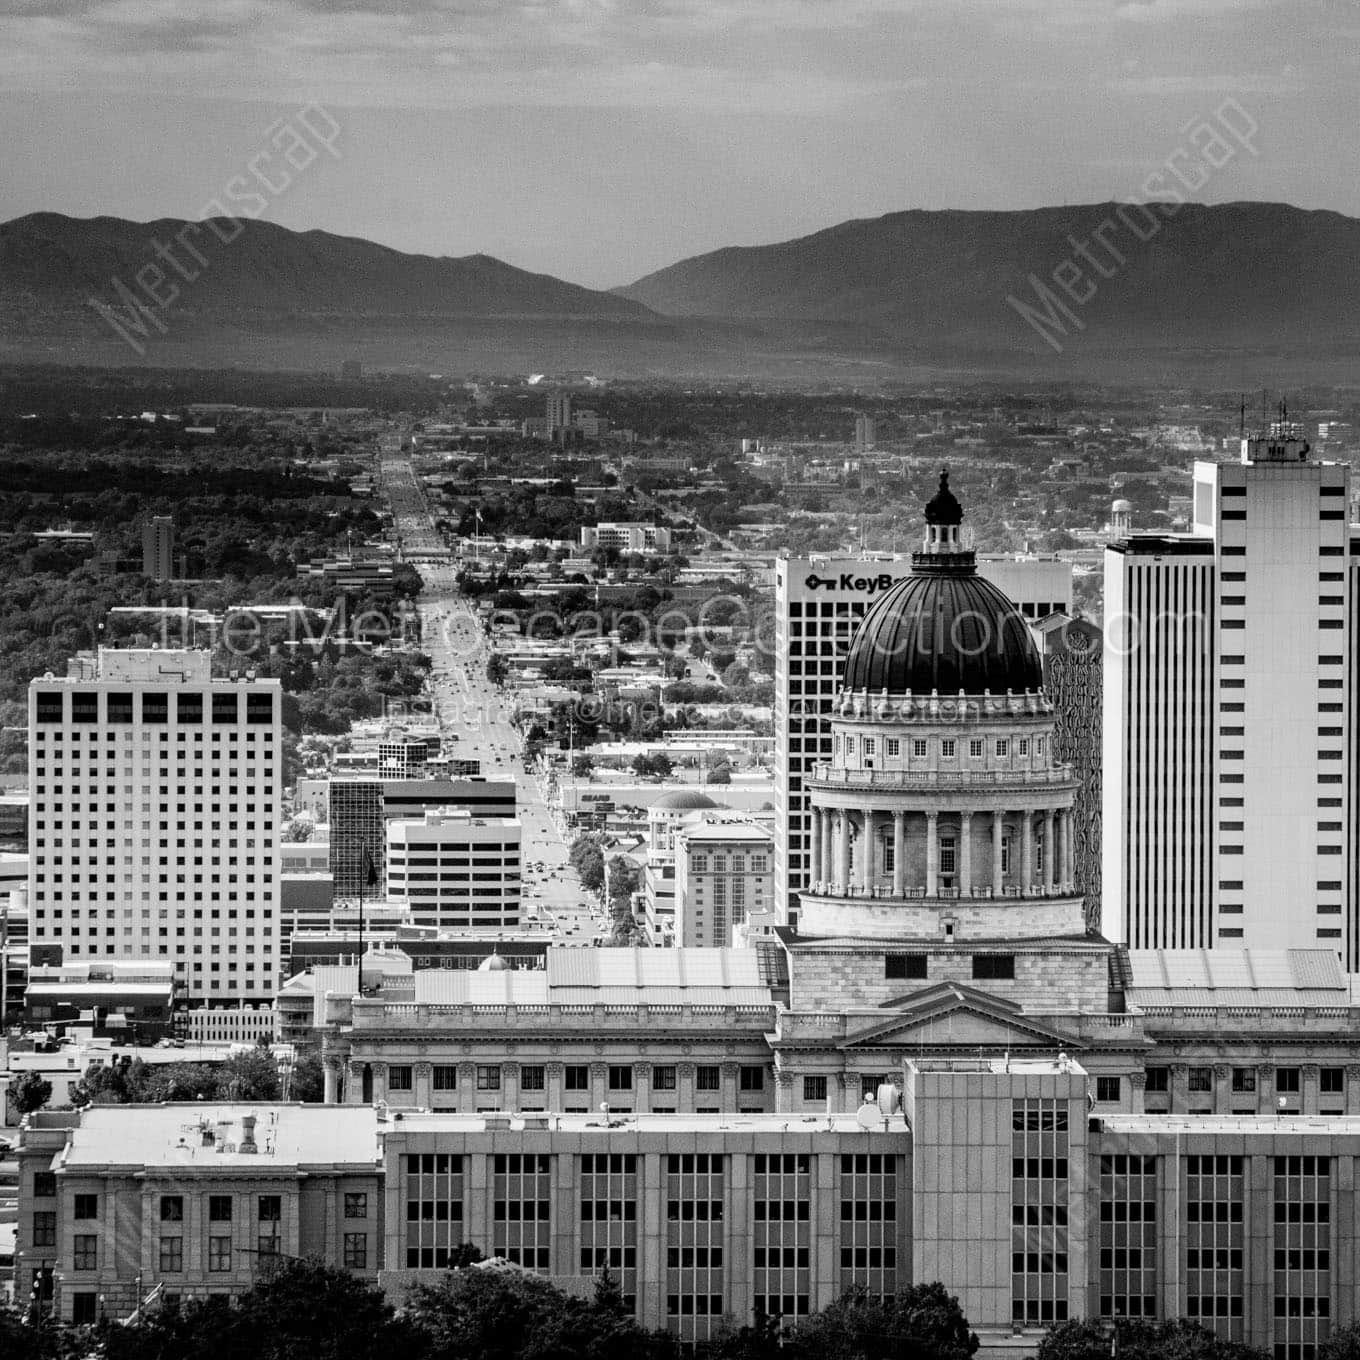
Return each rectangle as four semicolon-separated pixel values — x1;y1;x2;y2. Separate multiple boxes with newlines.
856;1102;884;1131
877;1083;902;1116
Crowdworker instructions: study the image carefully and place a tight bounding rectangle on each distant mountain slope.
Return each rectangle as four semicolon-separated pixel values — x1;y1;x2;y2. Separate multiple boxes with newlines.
618;202;1360;351
0;212;652;321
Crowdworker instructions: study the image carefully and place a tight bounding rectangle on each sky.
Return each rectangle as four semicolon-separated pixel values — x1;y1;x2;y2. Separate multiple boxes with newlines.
1;0;1357;288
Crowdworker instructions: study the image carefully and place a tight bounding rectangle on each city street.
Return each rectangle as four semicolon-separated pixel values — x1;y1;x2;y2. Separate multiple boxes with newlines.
384;458;605;942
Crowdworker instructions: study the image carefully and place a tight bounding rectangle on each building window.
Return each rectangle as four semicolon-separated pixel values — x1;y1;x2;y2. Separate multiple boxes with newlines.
258;1195;281;1225
32;1212;56;1247
521;1066;545;1092
608;1065;633;1092
911;739;927;758
388;1065;413;1092
1276;1068;1301;1095
208;1195;232;1222
696;1066;720;1092
653;1066;677;1091
208;1236;232;1272
1188;1068;1213;1093
996;738;1010;758
941;739;956;759
803;1075;828;1103
565;1066;588;1091
938;836;956;876
476;1065;501;1091
885;953;927;980
33;1172;56;1198
1231;1068;1256;1093
1320;1068;1344;1095
885;739;900;757
432;1066;458;1091
72;1234;97;1270
973;954;1015;981
1000;836;1011;874
1144;1067;1169;1094
344;1193;368;1220
739;1066;765;1092
969;738;984;758
862;738;875;756
73;1194;98;1220
159;1237;183;1272
1095;1077;1121;1104
71;1294;98;1326
343;1233;368;1269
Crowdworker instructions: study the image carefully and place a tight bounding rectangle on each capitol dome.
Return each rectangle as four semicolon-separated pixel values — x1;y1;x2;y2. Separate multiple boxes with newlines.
649;790;721;812
840;472;1043;697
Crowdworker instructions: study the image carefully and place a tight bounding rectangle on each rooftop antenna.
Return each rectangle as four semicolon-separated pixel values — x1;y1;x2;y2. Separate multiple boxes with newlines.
1238;395;1246;440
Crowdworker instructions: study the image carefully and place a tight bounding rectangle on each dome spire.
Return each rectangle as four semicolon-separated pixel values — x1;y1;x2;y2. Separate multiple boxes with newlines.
919;467;969;561
924;468;963;527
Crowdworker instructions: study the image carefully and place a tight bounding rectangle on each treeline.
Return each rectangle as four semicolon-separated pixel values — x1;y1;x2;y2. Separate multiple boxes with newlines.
1;1256;1318;1360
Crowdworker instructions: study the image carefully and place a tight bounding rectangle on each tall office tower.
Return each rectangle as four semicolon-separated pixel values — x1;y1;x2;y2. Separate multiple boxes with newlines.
545;392;572;436
1104;416;1359;962
854;413;876;453
1031;614;1103;929
141;516;174;582
329;776;517;900
27;649;281;1003
774;549;1074;925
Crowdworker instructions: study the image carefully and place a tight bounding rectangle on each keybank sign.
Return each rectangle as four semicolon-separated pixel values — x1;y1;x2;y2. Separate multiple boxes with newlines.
804;572;904;595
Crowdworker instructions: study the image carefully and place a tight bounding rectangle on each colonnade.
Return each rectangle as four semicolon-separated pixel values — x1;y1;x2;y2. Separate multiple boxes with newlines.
806;805;1075;898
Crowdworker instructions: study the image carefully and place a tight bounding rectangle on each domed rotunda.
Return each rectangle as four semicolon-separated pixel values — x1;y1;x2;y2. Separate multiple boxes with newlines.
798;472;1082;942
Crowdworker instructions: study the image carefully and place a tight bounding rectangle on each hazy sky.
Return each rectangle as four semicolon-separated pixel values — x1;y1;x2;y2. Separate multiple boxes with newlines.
1;0;1356;287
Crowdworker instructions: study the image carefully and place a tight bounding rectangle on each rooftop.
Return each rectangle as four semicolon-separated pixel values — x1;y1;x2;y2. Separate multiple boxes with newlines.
1126;948;1349;1009
43;1104;379;1169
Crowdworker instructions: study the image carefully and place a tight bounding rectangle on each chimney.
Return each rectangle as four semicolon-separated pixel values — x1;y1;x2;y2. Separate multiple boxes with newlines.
240;1114;258;1154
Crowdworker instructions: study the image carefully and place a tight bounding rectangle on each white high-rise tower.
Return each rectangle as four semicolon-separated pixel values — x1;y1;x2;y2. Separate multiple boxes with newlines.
1104;413;1359;963
28;649;281;1004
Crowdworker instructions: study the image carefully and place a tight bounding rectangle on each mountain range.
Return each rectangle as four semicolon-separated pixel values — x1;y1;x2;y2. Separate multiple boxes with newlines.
3;203;1358;380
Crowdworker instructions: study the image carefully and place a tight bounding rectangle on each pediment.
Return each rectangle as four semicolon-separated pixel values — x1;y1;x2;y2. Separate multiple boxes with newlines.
841;985;1081;1051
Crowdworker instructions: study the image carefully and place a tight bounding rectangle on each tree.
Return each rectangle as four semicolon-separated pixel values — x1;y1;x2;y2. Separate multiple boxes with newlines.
631;752;673;779
9;1071;52;1116
569;836;605;894
1320;1325;1360;1360
101;1256;418;1360
783;1284;979;1360
404;1263;669;1360
214;1048;281;1102
571;754;595;778
283;819;313;843
486;653;508;687
706;765;732;785
1038;1319;1267;1360
287;1052;326;1103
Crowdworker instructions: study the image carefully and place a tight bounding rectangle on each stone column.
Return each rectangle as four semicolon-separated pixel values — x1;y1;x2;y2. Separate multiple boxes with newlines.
926;811;939;897
1020;812;1033;894
892;812;906;897
1347;1066;1360;1117
837;810;851;893
633;1063;650;1114
501;1063;519;1111
992;811;1004;895
1129;1070;1147;1114
959;812;972;896
323;1058;341;1105
822;810;834;886
809;810;823;890
775;1070;794;1115
678;1062;696;1112
720;1062;740;1115
370;1061;388;1104
859;811;874;890
458;1061;476;1110
1042;810;1055;892
414;1061;432;1109
1302;1064;1319;1116
546;1062;564;1112
346;1061;365;1105
1062;810;1074;887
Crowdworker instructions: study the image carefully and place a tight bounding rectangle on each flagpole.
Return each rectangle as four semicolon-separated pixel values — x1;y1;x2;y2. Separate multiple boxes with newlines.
357;868;364;993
